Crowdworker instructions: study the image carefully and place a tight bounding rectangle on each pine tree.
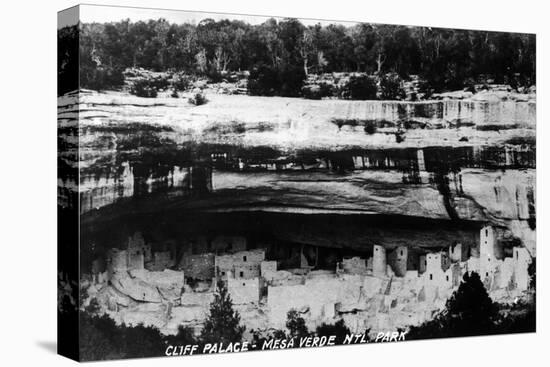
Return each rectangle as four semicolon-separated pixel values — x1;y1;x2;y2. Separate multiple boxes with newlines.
444;271;497;335
285;310;309;339
200;280;245;344
407;271;498;339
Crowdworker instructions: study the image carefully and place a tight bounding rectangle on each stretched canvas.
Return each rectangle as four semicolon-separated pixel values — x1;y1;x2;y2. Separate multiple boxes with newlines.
58;4;536;362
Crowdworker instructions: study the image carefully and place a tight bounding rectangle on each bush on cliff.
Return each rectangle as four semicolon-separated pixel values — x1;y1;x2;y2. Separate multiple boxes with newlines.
248;64;306;97
302;82;337;100
81;66;125;92
188;92;208;106
343;75;378;100
379;73;406;100
129;79;158;98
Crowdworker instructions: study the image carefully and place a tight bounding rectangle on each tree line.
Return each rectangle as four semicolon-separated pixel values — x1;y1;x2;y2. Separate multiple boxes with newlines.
58;18;535;96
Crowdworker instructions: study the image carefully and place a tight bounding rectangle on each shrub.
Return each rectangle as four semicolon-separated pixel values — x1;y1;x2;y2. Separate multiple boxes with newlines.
206;67;224;83
79;313;166;361
278;65;306;97
248;63;306;97
248;64;278;96
316;319;353;345
188;92;208;106
81;66;125;92
301;85;323;100
171;75;192;91
149;76;170;91
344;75;377;100
395;130;406;143
302;82;336;99
364;121;377;134
379;73;406;100
285;310;309;339
464;78;477;94
164;325;197;346
417;79;436;99
130;79;158;98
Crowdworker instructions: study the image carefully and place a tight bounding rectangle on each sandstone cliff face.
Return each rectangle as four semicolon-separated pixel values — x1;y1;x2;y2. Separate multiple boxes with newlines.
59;91;535;252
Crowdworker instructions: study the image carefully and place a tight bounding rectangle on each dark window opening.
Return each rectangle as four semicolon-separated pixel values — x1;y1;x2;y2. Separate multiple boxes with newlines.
239;271;244;278
243;256;247;262
429;274;433;280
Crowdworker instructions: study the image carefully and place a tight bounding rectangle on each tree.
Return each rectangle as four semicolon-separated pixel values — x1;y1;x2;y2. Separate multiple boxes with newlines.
164;325;197;347
121;323;167;358
407;272;498;339
200;280;245;344
58;25;79;95
72;18;536;94
299;28;315;75
316;319;353;344
79;314;121;361
379;73;406;100
79;313;166;361
195;48;208;73
285;310;309;339
345;75;378;100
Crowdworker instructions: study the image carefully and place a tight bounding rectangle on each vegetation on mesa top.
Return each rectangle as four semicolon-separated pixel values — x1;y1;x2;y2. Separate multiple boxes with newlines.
58;18;535;97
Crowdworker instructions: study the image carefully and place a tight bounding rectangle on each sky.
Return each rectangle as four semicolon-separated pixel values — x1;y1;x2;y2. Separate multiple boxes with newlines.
58;3;361;28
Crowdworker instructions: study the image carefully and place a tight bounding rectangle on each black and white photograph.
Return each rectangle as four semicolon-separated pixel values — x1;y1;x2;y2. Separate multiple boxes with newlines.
55;3;539;362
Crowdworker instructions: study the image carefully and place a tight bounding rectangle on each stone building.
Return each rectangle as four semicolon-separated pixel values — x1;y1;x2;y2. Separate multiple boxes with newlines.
179;253;215;280
373;245;387;277
388;246;408;277
419;254;427;274
480;225;503;281
423;251;452;290
339;256;368;275
512;246;531;291
147;251;176;271
260;261;278;281
127;232;152;265
227;277;263;304
448;242;469;263
106;249;129;279
233;263;261;279
215;249;265;280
